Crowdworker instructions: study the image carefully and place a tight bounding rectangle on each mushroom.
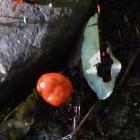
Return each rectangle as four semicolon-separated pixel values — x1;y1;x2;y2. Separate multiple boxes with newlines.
12;0;35;4
36;73;73;107
12;0;23;4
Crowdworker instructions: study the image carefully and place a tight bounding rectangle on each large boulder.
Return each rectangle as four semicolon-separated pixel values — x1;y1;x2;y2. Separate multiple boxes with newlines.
0;0;94;104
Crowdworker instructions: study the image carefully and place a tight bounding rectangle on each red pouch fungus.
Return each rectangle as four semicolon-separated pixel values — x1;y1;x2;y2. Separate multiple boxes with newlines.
36;73;73;107
13;0;23;4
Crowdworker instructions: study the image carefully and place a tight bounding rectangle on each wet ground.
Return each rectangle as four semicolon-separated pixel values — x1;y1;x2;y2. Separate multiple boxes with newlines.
0;0;140;139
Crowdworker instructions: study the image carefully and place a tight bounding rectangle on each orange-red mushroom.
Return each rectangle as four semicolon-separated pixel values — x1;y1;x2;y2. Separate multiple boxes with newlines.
36;73;73;107
12;0;23;4
12;0;35;4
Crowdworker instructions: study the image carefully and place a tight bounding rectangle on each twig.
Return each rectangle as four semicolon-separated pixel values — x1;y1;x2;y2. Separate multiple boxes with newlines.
105;26;140;113
3;107;18;121
128;82;140;87
61;100;100;140
119;26;140;86
119;47;140;85
72;100;100;135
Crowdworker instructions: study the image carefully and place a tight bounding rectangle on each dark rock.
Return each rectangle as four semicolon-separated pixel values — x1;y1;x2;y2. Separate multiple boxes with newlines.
0;0;94;105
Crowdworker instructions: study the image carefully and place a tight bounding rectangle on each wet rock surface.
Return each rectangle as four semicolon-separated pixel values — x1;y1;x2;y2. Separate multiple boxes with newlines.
0;0;94;104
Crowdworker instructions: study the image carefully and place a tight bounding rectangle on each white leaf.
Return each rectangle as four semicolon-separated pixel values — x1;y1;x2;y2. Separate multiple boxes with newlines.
81;15;121;100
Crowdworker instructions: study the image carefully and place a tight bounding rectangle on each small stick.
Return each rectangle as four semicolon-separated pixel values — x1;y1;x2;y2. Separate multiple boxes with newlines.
61;101;100;140
3;107;18;121
71;100;99;136
128;82;140;87
119;47;140;85
106;27;140;113
119;26;140;86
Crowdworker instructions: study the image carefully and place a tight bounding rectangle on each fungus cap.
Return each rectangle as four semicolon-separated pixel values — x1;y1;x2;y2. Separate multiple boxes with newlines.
36;73;73;107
